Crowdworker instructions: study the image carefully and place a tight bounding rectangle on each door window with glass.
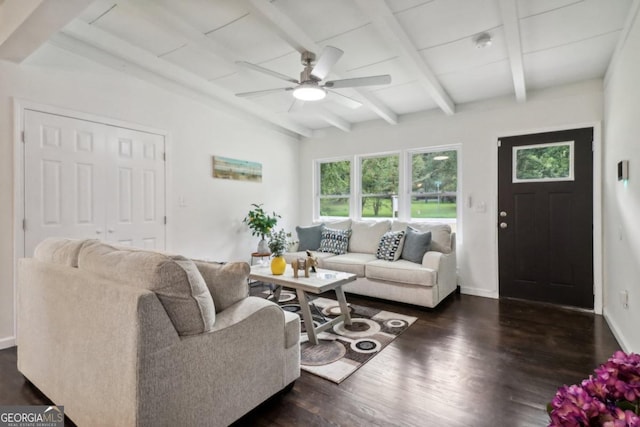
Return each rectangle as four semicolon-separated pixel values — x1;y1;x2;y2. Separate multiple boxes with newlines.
410;149;458;219
360;154;399;218
318;160;351;217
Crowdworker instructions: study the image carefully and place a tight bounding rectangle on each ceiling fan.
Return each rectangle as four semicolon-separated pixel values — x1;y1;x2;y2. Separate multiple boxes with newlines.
235;46;391;108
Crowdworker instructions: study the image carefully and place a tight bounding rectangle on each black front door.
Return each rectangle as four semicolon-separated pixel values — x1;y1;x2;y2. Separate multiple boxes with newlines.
498;128;593;308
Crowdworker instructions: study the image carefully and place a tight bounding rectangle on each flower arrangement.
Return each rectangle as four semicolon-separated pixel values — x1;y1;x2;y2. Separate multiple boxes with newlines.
548;351;640;426
267;229;294;257
243;203;280;241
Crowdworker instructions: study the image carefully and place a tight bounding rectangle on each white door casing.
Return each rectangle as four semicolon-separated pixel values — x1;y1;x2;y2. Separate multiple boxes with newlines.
23;109;165;256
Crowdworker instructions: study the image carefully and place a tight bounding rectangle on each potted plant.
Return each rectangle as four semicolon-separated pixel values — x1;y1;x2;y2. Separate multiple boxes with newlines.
268;229;292;275
243;203;280;253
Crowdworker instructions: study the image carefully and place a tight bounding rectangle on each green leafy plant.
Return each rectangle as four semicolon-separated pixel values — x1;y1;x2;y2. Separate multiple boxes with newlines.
243;204;280;241
268;229;293;257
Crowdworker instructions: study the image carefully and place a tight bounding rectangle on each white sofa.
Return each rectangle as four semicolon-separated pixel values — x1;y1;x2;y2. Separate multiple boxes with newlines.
285;219;457;308
18;238;300;427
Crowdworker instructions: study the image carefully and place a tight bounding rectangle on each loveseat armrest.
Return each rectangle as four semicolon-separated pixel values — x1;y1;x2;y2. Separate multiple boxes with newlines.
211;296;286;335
421;250;457;297
193;261;249;312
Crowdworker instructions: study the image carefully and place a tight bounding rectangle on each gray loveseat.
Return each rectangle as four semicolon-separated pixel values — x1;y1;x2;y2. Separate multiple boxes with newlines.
285;219;457;308
18;238;300;427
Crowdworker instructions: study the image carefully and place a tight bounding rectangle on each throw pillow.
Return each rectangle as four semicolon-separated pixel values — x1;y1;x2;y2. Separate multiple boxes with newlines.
400;227;432;264
318;227;352;255
376;230;405;261
296;223;324;251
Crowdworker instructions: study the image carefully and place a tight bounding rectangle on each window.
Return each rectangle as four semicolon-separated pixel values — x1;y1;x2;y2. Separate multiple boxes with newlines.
360;154;399;218
318;160;351;217
513;141;574;183
410;149;458;219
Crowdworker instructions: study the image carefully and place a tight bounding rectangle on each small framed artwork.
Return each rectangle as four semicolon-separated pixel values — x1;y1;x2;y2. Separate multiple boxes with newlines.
212;156;262;183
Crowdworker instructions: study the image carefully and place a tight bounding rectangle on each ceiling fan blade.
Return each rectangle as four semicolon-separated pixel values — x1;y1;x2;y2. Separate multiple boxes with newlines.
323;74;391;89
327;90;363;109
235;87;293;98
310;46;344;80
287;98;305;113
236;61;299;84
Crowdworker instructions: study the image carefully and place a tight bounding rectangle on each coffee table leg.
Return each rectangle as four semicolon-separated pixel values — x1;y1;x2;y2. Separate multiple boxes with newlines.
296;289;319;345
272;285;282;303
335;286;352;326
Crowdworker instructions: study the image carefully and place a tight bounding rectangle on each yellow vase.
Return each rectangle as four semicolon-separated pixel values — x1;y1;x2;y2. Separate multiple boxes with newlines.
271;256;287;275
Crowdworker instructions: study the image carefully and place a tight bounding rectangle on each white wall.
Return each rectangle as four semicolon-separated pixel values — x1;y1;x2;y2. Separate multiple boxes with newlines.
299;80;604;300
0;44;300;348
603;9;640;352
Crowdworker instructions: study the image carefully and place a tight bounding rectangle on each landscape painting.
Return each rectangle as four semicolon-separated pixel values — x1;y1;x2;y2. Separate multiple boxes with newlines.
212;156;262;183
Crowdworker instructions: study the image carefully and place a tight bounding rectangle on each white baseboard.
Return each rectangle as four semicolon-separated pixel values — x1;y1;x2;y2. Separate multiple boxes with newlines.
0;336;16;350
460;286;499;299
603;308;630;353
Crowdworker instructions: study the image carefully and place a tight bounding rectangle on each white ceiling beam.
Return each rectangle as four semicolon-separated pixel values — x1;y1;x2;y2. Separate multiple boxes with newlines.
0;0;93;62
354;0;455;115
316;108;352;132
60;20;312;138
498;0;527;102
246;0;399;125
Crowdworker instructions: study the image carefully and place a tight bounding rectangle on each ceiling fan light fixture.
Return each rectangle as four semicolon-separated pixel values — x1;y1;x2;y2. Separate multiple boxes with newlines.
293;84;326;101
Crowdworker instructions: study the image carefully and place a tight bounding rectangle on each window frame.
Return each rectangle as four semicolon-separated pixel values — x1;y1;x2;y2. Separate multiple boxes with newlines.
405;145;461;224
314;156;353;220
357;151;401;220
512;140;575;183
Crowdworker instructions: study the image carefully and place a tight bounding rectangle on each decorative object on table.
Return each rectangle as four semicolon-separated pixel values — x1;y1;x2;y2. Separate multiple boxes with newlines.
243;203;280;253
212;156;262;182
292;251;319;278
268;229;293;275
258;291;417;384
547;350;640;426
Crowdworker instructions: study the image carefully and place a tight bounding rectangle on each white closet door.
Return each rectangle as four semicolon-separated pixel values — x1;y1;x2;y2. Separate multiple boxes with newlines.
24;110;108;256
23;110;166;256
105;126;165;250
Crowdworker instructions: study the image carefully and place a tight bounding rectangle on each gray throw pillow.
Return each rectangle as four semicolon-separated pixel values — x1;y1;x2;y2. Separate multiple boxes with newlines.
400;227;432;264
296;223;324;251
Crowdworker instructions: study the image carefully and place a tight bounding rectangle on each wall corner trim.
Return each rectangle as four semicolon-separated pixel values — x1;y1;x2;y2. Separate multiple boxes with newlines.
603;308;632;353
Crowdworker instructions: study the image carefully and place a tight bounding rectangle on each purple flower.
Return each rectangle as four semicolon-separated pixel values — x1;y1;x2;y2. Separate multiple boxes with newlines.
548;351;640;427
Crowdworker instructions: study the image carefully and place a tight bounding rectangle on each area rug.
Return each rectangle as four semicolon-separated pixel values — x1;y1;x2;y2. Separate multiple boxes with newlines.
260;290;417;384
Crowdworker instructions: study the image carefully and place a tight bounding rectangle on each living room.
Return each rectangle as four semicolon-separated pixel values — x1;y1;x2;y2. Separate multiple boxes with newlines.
1;0;639;426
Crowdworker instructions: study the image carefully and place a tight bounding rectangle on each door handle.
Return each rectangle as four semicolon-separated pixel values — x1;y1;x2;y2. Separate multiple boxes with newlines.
500;222;508;229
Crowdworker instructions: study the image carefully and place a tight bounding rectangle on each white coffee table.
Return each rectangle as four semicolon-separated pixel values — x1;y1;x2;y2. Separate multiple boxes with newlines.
249;265;356;345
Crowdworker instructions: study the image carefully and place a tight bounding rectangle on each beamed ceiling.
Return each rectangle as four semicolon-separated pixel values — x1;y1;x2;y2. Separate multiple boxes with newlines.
0;0;635;137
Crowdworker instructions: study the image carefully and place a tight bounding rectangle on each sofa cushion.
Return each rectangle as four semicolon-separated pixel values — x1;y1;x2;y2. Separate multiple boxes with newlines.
321;253;377;277
296;223;324;251
283;251;335;267
349;220;391;254
318;219;351;230
401;228;432;263
392;221;452;253
193;261;249;313
376;230;405;261
365;259;437;286
318;227;352;255
78;241;216;336
34;238;96;268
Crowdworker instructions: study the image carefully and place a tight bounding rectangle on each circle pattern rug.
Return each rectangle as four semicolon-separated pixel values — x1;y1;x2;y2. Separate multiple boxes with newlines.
260;291;417;384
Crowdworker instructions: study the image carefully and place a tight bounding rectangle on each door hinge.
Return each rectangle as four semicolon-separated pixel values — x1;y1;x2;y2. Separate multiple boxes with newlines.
22;219;26;231
164;216;167;225
592;140;595;151
21;131;25;143
497;140;502;147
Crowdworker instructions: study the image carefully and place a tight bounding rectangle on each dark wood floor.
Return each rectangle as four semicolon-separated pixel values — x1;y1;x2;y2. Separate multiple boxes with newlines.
1;292;620;427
